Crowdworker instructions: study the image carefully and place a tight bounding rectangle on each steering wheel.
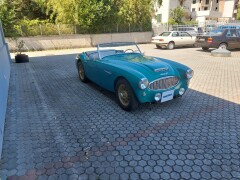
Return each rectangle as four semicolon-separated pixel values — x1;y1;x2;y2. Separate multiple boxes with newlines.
124;49;134;53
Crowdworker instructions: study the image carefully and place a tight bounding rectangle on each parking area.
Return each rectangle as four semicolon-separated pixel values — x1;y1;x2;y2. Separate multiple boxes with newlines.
1;44;240;180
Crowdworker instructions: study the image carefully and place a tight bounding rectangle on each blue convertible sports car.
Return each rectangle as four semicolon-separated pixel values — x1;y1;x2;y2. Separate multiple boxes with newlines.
76;42;193;111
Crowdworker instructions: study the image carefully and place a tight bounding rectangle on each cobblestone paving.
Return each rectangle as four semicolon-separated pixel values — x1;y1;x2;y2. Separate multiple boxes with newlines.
1;45;240;180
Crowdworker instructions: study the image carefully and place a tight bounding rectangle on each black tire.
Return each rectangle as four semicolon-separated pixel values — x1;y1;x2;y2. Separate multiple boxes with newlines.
167;42;175;50
78;61;88;82
115;78;139;111
202;47;209;51
218;43;227;49
156;45;161;49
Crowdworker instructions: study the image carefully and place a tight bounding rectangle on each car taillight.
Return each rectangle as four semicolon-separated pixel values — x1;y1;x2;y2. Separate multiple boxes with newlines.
159;39;164;42
207;38;212;43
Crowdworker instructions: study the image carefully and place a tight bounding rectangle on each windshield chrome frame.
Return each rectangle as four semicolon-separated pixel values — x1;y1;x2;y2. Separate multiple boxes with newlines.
97;42;142;60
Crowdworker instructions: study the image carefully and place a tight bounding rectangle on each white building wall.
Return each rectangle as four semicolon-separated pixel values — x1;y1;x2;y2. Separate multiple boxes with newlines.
152;0;235;25
0;21;11;159
222;0;235;18
154;0;192;24
154;0;171;23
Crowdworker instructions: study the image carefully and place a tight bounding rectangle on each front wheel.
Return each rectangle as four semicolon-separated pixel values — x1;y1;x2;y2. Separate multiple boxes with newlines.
167;42;175;50
116;79;138;111
78;61;88;82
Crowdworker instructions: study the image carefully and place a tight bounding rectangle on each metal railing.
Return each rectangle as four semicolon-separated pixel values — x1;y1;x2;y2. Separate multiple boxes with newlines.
152;20;240;35
7;23;152;37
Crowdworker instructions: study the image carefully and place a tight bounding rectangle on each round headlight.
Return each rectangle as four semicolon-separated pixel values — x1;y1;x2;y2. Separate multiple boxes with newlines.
179;88;185;95
186;69;194;79
139;78;149;90
154;93;161;101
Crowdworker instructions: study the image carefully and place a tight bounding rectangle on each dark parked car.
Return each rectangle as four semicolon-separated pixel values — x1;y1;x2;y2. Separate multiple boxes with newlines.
195;29;240;50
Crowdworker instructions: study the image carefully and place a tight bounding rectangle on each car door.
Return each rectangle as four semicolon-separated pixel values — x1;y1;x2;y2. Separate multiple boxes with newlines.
90;59;116;91
84;59;99;82
171;32;181;46
179;32;195;45
226;29;239;49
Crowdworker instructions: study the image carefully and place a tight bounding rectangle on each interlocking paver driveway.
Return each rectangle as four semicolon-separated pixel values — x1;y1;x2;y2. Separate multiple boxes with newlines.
1;45;240;180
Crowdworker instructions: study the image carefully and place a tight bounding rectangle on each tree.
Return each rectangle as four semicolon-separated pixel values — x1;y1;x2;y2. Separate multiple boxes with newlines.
119;0;152;24
169;6;185;24
47;0;108;26
237;6;240;20
0;1;17;36
5;0;49;20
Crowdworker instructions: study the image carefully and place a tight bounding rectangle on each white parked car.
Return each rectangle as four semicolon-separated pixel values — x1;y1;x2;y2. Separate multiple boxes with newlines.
152;31;196;50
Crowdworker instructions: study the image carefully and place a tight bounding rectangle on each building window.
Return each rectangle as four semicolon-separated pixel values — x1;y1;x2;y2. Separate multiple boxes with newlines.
199;8;201;11
193;0;196;4
157;14;162;23
216;0;219;3
192;8;196;12
204;7;208;10
215;7;218;10
205;0;209;4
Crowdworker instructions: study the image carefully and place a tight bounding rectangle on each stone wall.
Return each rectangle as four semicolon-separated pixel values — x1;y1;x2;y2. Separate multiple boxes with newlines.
6;32;153;52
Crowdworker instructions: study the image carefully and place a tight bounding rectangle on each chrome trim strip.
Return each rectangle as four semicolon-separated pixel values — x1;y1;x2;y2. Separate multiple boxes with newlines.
104;70;112;75
154;67;169;72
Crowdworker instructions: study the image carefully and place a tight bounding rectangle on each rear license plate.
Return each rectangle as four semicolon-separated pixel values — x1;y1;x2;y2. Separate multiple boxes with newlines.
161;90;174;103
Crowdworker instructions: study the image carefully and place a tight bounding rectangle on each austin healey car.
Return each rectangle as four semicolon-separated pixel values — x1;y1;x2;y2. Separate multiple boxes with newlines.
75;42;193;111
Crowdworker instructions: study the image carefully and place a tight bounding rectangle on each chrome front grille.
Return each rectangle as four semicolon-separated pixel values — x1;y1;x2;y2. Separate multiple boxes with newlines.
149;76;179;90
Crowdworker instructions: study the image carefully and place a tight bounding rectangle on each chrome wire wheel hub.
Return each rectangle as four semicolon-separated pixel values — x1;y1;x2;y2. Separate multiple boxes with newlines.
118;84;130;106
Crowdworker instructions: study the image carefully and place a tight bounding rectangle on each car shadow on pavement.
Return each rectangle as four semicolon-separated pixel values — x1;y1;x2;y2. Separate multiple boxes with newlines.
2;53;240;179
155;46;196;50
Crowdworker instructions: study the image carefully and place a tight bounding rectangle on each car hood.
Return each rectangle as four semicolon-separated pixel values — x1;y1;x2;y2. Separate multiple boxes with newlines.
102;54;178;79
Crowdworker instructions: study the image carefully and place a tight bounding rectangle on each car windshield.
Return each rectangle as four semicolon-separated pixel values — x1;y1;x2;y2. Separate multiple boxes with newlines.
160;32;171;36
97;42;141;59
207;29;224;35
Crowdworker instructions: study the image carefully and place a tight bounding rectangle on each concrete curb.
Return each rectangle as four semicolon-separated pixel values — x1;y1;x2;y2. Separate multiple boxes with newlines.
211;48;231;57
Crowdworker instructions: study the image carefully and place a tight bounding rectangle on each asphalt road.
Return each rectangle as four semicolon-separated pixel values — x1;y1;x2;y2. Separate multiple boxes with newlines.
1;44;240;180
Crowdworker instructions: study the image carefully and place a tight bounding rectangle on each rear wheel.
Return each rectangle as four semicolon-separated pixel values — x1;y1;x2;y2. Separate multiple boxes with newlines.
218;43;227;49
167;42;175;50
116;78;138;111
202;47;209;51
78;61;88;82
